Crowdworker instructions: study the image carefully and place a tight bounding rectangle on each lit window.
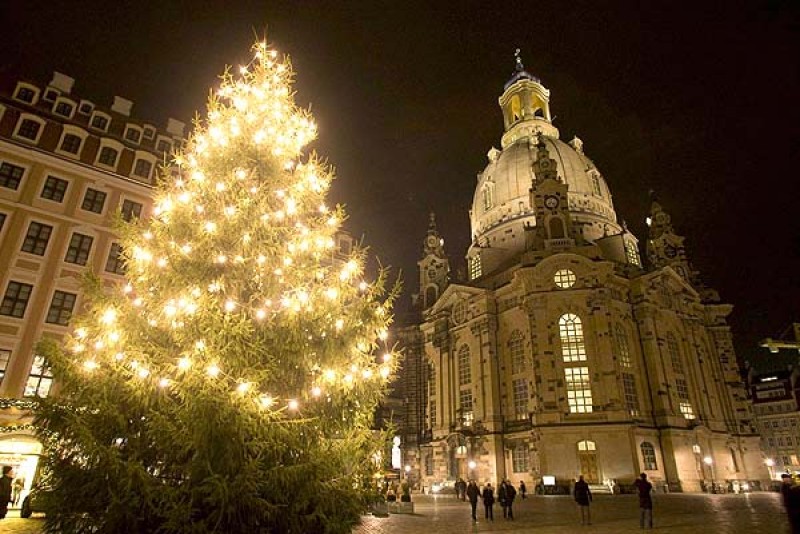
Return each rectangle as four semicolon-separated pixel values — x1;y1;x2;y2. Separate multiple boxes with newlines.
1;281;34;318
513;378;528;420
615;324;632;368
459;388;473;426
41;176;68;202
0;162;25;190
132;159;153;180
510;95;522;122
54;101;74;118
509;330;525;374
625;240;641;266
105;243;126;275
565;367;593;413
675;377;690;401
98;146;119;167
577;440;596;451
24;354;53;397
21;221;53;255
81;188;107;213
641;442;658;470
458;345;471;385
468;255;482;280
64;233;93;265
512;443;529;473
46;290;77;326
17;118;42;141
554;269;576;288
667;332;684;374
121;199;143;221
60;133;83;154
679;402;695;420
559;313;587;362
0;349;10;385
90;114;109;131
623;373;640;417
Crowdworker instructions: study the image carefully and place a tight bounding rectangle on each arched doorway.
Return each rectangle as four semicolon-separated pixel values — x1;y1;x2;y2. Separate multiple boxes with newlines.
577;440;599;483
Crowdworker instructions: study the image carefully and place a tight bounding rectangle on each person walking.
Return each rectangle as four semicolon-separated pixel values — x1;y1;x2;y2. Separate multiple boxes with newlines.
0;466;14;520
573;475;592;526
482;482;495;521
633;472;653;529
504;479;517;520
519;480;527;499
466;480;480;522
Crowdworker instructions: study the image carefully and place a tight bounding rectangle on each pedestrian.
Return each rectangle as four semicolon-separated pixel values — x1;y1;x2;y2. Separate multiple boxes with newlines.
782;474;800;533
633;472;653;529
505;479;517;520
482;482;495;521
498;480;508;518
457;477;467;501
573;475;592;525
11;477;23;507
466;480;480;522
0;466;13;520
519;480;527;499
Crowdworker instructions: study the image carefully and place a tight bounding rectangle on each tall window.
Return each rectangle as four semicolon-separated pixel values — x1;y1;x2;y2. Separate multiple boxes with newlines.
90;114;109;131
615;323;632;368
21;221;53;255
105;243;126;275
468;255;482;280
458;345;471;385
0;162;25;190
625;240;641;266
0;349;10;385
622;373;640;416
82;188;107;213
121;199;143;222
64;233;94;265
565;367;593;413
24;354;53;397
41;176;68;201
667;332;683;374
459;389;473;426
510;95;522;121
560;313;587;362
509;330;525;374
512;443;530;473
1;281;33;318
482;182;494;211
591;175;602;196
513;378;528;420
641;442;658;470
46;290;77;326
429;400;436;427
425;455;434;476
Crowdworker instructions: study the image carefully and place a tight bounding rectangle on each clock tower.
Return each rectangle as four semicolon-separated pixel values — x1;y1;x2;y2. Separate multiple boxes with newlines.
416;212;450;309
645;198;692;281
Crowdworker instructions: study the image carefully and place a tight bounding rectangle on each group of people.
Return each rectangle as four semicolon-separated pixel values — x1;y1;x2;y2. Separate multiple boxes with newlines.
458;478;526;522
573;472;654;529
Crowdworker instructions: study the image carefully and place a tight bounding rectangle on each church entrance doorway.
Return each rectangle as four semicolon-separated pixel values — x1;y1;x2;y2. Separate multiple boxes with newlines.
577;440;599;483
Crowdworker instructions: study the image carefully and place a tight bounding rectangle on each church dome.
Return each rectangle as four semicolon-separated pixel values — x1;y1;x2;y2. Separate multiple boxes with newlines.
467;60;621;269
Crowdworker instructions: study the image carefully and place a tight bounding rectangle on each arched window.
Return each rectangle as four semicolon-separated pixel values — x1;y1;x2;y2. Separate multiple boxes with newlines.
510;95;522;122
666;332;683;374
458;345;471;385
482;182;494;211
549;217;565;238
424;286;437;308
614;324;632;368
559;314;586;362
534;108;545;118
591;175;602;196
641;442;658;470
509;330;525;374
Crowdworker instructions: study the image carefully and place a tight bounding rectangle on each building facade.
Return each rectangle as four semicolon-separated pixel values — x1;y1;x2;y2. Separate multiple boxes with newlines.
399;56;767;493
0;71;185;500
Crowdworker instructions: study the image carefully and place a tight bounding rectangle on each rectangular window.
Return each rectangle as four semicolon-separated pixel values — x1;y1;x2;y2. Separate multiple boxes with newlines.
0;162;25;190
41;175;69;202
0;349;10;385
91;115;109;131
98;146;118;166
512;445;530;473
54;102;74;117
60;134;82;154
565;366;593;413
105;243;126;274
132;159;152;179
17;119;41;140
513;378;528;420
675;378;690;401
125;128;141;144
679;401;695;420
425;455;434;476
64;233;93;265
121;199;143;222
24;354;53;397
81;188;107;213
429;400;436;427
468;255;482;280
622;372;640;417
46;290;77;326
641;443;658;470
157;140;172;153
21;221;53;255
459;389;473;426
15;87;36;103
1;281;33;318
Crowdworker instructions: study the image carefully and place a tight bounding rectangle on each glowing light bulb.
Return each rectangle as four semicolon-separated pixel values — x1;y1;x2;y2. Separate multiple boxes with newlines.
325;369;336;382
75;327;87;339
114;352;124;361
359;281;368;291
159;378;170;388
362;369;373;379
383;353;392;363
224;300;236;312
216;254;227;264
207;364;220;378
378;329;388;341
311;386;322;397
83;360;98;372
205;222;217;233
137;368;150;379
380;366;391;379
123;284;133;294
195;340;206;351
178;357;191;371
237;382;251;394
259;395;274;408
101;308;117;325
335;318;344;330
255;309;267;320
287;399;299;411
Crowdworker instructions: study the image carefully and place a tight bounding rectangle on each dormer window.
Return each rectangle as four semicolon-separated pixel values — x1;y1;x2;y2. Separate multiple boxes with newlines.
132;158;153;180
59;133;82;154
78;101;94;115
143;126;156;140
13;84;39;104
157;139;172;154
43;89;59;102
54;100;75;119
97;146;119;167
90;112;110;132
14;116;45;143
124;125;142;144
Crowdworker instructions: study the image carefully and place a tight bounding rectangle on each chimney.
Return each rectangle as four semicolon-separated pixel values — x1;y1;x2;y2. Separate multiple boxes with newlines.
49;72;75;94
167;118;185;137
112;96;133;117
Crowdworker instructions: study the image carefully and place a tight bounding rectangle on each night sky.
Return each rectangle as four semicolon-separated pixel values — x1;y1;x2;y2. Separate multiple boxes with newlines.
2;1;798;365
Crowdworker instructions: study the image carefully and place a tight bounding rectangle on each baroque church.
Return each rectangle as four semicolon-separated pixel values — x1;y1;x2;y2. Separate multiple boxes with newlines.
396;55;767;493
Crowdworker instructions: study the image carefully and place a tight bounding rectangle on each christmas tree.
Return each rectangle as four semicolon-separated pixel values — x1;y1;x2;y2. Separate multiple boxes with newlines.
35;41;398;533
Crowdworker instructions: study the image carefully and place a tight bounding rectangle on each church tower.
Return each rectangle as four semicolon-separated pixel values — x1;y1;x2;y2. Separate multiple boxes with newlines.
416;213;450;309
645;198;692;281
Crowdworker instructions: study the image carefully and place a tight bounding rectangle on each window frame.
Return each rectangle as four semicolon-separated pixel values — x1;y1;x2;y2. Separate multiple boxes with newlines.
565;366;593;414
81;187;107;214
56;125;88;158
14;114;46;143
24;354;53;398
121;199;143;222
89;111;111;132
64;232;94;265
40;175;69;202
13;83;40;105
641;442;658;470
0;280;34;318
53;97;77;119
0;161;26;191
124;124;143;145
105;242;126;275
21;220;54;256
45;289;77;326
559;313;587;362
0;348;10;385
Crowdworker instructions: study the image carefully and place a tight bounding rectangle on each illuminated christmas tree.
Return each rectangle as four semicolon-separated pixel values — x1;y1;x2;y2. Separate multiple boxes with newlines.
35;41;398;533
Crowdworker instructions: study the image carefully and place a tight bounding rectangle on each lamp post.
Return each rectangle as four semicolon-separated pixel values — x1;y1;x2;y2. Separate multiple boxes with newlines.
703;456;715;493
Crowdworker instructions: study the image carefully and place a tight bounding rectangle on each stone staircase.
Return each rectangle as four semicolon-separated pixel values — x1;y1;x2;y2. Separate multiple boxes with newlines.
588;483;613;495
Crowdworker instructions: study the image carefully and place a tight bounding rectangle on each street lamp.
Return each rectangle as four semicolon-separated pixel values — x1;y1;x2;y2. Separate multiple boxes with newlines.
703;456;715;493
468;460;477;480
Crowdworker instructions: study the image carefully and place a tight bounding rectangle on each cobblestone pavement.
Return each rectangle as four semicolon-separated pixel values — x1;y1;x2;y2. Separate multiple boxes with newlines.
354;492;790;534
0;493;789;533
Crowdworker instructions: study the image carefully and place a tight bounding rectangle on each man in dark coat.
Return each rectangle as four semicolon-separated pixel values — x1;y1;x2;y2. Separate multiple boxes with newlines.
504;479;517;519
498;480;508;518
782;474;800;533
466;480;480;522
633;472;653;529
573;475;592;526
482;482;495;521
0;466;14;520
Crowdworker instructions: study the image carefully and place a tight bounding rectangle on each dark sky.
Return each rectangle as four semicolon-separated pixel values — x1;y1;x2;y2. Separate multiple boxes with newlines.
2;1;798;364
